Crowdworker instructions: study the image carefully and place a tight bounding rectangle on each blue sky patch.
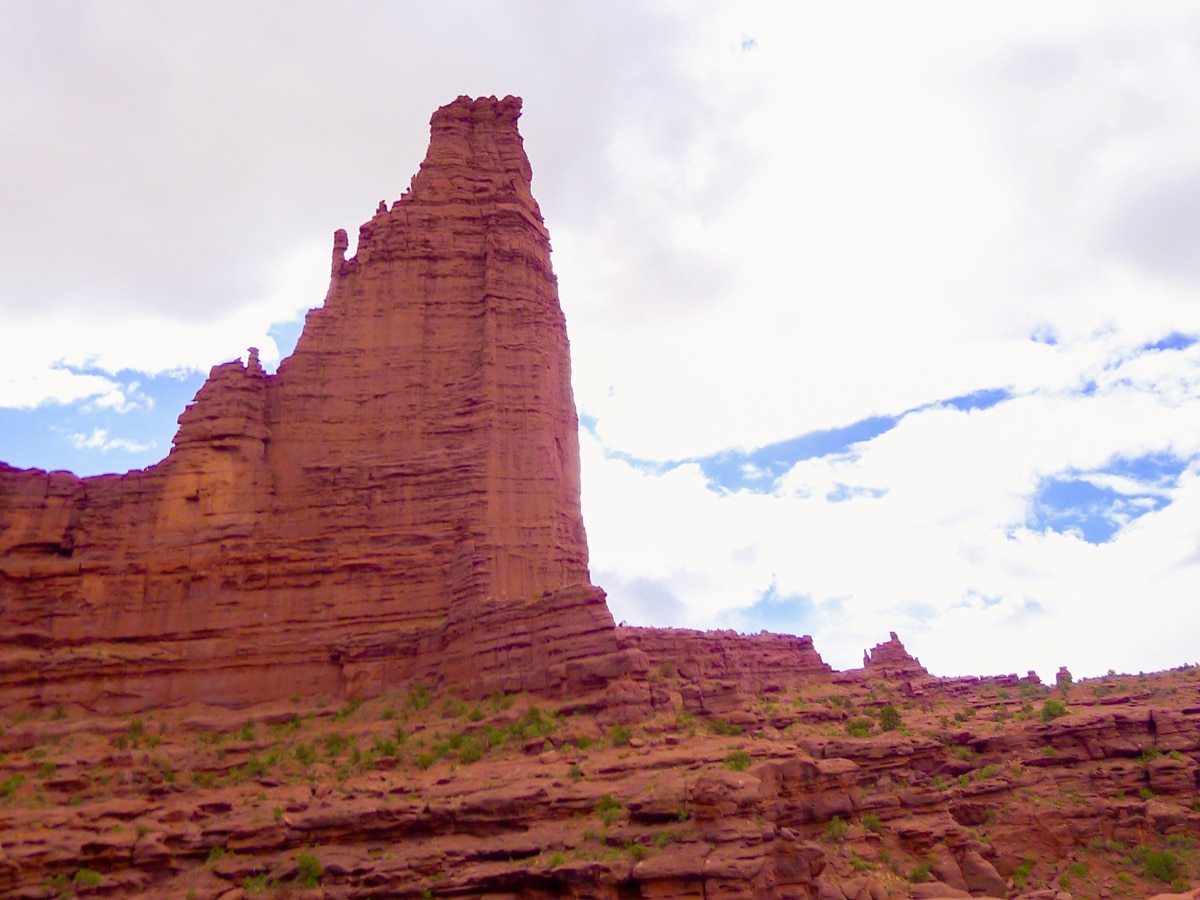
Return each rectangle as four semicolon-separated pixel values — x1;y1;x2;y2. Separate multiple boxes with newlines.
937;387;1011;413
1026;451;1191;543
0;369;206;476
721;584;844;635
1142;332;1197;353
693;415;898;493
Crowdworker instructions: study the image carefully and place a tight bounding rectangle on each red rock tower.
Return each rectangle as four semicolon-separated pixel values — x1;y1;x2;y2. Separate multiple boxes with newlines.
0;96;636;712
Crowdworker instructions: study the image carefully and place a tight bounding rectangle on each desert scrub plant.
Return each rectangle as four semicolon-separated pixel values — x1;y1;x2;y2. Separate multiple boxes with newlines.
724;751;753;772
845;717;873;738
568;764;584;781
596;794;622;826
294;743;316;765
440;698;467;719
822;816;849;842
296;851;322;886
1012;857;1034;889
75;868;102;887
407;682;431;711
334;697;363;721
878;704;902;731
547;852;567;868
324;732;348;757
0;773;25;800
862;813;883;833
608;723;632;746
1040;698;1067;722
1137;846;1180;882
709;718;742;736
909;859;932;883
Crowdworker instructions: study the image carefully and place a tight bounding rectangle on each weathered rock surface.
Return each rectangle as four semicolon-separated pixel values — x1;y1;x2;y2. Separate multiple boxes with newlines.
2;665;1199;899
0;95;635;711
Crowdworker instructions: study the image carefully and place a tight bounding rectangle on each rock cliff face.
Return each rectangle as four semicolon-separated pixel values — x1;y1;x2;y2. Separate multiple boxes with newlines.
0;95;637;712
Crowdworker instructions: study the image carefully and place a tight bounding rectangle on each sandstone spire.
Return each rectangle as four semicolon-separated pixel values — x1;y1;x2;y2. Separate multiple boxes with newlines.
0;96;634;711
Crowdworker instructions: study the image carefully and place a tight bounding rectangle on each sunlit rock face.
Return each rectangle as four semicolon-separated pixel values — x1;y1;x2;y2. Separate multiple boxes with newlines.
0;96;635;711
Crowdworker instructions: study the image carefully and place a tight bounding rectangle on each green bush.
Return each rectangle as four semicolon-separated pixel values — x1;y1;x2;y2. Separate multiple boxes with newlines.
568;764;584;781
845;717;873;738
909;860;931;883
1142;848;1179;882
75;868;102;887
862;813;883;833
723;751;752;772
878;705;902;731
0;773;25;799
324;732;347;757
294;743;315;765
596;794;621;826
822;816;849;842
1040;698;1067;722
608;723;632;746
296;851;322;886
709;718;742;736
407;682;431;711
1012;858;1034;889
548;852;566;868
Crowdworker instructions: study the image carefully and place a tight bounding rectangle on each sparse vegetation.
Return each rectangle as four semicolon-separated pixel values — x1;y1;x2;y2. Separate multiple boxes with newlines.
723;751;752;771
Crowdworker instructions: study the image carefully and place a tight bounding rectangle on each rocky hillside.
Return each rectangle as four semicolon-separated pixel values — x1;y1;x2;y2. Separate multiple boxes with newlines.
2;636;1199;899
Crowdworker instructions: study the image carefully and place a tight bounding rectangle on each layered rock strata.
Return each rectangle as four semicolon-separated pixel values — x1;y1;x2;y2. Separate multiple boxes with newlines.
0;96;639;711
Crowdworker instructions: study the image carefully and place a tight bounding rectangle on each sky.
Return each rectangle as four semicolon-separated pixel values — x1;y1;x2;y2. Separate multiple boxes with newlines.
3;1;1200;680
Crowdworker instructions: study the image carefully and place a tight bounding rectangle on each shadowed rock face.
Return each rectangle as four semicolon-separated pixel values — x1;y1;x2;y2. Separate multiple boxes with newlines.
0;95;637;711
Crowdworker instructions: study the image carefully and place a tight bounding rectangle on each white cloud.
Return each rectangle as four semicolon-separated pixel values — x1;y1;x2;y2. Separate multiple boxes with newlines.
67;428;154;454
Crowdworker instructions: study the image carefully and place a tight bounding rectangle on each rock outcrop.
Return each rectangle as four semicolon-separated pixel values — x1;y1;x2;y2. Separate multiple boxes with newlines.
0;95;640;712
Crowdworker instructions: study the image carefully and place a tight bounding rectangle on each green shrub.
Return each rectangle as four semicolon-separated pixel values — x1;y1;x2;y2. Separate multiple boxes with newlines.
910;860;931;883
977;765;1001;779
416;753;436;770
548;852;566;868
374;737;398;756
75;868;102;887
1012;858;1034;889
608;723;632;746
862;813;883;833
878;705;902;731
822;816;849;842
381;705;396;720
626;841;650;860
0;773;25;800
1040;698;1067;722
724;751;752;772
458;738;486;765
334;697;363;721
1142;848;1179;882
407;682;431;711
709;719;742;736
1140;787;1155;800
845;717;873;738
294;743;315;765
324;732;347;757
37;761;57;779
239;722;256;742
568;764;584;781
296;851;322;886
440;698;467;719
596;794;621;826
